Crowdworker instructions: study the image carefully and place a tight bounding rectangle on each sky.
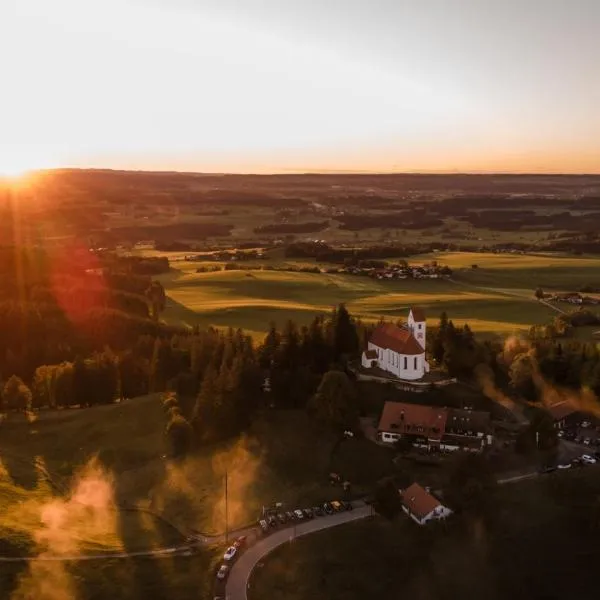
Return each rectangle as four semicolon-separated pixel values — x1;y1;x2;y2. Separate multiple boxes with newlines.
0;0;598;175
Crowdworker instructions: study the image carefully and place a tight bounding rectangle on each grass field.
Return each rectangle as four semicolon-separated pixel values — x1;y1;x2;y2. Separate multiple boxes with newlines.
156;251;600;340
0;397;397;550
0;396;187;557
250;467;600;600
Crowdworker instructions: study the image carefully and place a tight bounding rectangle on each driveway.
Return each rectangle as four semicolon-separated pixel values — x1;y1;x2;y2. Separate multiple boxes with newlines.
225;505;372;600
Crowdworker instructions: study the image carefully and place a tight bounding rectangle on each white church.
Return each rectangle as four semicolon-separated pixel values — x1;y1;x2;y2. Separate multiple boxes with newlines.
361;307;429;381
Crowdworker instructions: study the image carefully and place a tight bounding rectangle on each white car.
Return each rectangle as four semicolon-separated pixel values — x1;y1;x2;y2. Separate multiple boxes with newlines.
294;509;305;520
581;454;597;465
557;463;572;470
223;546;237;561
216;565;229;580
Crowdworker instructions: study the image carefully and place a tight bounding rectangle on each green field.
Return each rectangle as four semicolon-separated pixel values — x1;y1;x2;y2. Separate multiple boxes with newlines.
0;397;396;550
156;251;600;340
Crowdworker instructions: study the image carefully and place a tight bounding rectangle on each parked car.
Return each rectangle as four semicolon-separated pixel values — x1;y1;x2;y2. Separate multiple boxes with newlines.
557;463;572;470
303;508;314;519
583;438;591;446
216;565;229;580
341;500;353;511
294;509;305;520
581;421;591;428
277;513;287;524
323;502;334;515
223;546;237;561
233;535;247;549
312;505;323;516
581;454;597;464
259;519;269;533
331;500;343;512
267;516;278;528
285;511;295;521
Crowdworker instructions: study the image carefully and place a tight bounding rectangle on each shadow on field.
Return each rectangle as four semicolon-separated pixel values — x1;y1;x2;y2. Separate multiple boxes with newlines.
0;449;39;491
116;509;168;599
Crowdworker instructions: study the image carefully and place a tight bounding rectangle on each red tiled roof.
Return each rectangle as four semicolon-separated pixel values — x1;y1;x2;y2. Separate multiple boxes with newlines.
370;323;424;356
378;402;447;439
547;401;577;421
402;483;441;519
410;307;426;322
364;349;378;359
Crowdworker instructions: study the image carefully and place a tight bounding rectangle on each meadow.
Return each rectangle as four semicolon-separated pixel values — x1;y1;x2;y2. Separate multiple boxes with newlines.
156;251;600;340
0;396;397;556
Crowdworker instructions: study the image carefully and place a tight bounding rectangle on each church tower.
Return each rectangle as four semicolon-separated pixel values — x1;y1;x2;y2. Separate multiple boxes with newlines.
407;307;426;350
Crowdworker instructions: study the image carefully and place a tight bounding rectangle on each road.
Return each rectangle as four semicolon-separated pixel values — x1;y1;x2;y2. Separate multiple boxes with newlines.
225;505;372;600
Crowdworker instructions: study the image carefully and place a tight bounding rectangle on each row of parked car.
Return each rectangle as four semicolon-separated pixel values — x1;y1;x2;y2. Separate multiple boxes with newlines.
541;452;599;473
258;500;353;534
216;535;247;581
558;429;600;446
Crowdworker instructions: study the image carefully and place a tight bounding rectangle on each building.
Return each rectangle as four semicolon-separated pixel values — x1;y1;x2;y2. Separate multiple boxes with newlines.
377;401;447;449
377;401;492;452
361;308;428;381
547;401;586;429
401;482;452;525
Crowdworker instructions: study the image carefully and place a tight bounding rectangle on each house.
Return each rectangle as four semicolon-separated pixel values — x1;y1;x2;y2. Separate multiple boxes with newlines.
361;308;428;381
547;401;586;429
401;482;452;525
377;401;492;452
377;402;447;448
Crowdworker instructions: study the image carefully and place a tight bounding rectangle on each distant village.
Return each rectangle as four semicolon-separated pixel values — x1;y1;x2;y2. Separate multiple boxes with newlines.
547;292;600;306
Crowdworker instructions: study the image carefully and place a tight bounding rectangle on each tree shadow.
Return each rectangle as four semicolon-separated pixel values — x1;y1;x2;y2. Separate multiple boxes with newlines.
116;508;169;600
0;449;39;491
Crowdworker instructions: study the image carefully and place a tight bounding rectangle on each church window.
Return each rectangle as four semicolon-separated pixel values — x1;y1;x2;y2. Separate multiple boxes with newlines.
403;356;407;369
414;357;418;369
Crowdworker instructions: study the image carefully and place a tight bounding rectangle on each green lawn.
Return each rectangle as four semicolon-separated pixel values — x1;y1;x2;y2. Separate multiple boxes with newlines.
250;467;600;600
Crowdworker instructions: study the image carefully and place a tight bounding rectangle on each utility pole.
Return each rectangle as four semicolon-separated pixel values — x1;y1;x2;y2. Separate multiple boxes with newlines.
225;470;229;544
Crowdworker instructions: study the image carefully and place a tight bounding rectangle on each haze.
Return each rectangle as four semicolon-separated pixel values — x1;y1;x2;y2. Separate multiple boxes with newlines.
1;0;599;174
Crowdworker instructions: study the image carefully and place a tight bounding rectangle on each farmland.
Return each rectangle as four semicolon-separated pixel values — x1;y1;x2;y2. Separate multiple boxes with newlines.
157;251;600;340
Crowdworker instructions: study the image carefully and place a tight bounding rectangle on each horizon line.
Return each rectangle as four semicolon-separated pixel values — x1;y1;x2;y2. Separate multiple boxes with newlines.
29;167;600;177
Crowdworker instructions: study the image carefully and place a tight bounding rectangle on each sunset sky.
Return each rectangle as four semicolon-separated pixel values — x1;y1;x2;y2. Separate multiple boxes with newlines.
1;0;598;175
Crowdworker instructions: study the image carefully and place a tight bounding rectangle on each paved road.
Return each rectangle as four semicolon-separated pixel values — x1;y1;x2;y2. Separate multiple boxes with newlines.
225;505;372;600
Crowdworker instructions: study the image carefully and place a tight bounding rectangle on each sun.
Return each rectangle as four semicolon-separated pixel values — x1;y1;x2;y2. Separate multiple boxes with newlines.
0;161;32;180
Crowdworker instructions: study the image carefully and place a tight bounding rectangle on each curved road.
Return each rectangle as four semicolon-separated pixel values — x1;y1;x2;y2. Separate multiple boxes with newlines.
225;505;372;600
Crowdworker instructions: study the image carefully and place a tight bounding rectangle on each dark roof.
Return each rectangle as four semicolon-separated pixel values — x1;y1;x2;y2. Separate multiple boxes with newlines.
370;323;424;355
402;483;441;519
410;307;426;322
446;408;490;433
364;349;378;359
378;402;447;439
547;401;578;421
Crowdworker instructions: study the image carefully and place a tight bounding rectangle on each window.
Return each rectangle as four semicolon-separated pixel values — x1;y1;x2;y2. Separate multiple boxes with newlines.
414;357;418;370
418;323;422;329
403;356;407;369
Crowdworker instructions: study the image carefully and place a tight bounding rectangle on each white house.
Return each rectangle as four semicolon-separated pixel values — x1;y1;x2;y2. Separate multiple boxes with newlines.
361;307;429;381
401;482;452;525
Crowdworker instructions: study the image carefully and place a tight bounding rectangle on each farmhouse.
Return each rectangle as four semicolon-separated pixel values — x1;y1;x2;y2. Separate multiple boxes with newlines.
401;482;452;525
361;308;428;381
377;401;492;452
